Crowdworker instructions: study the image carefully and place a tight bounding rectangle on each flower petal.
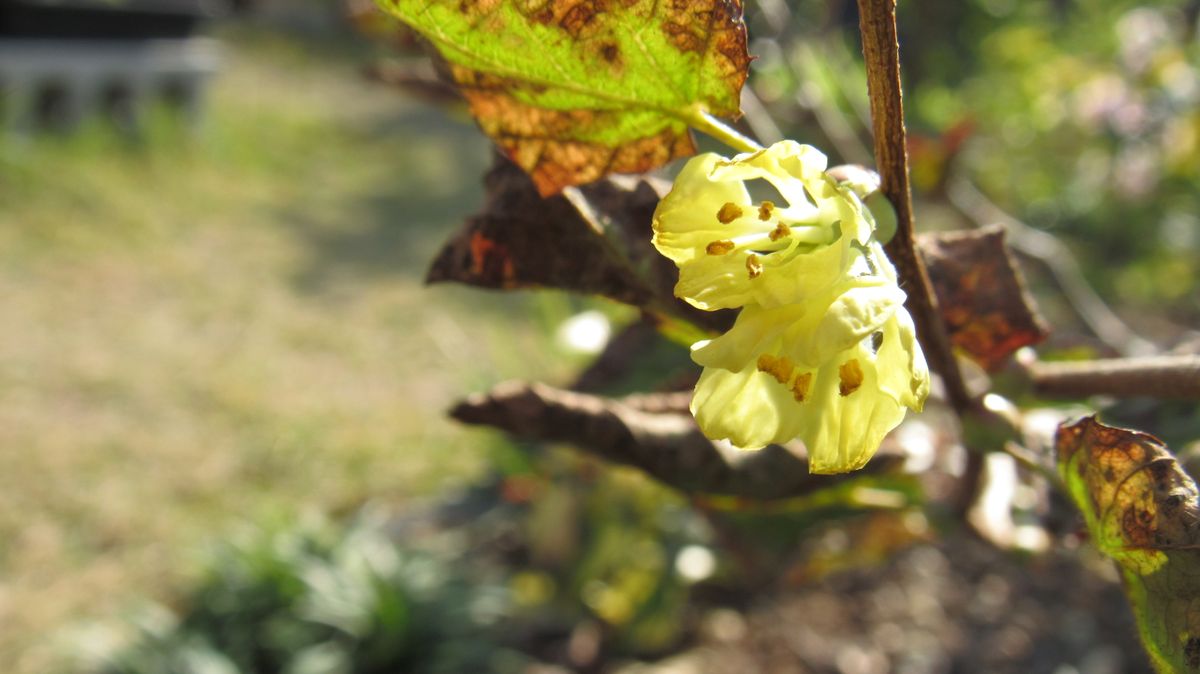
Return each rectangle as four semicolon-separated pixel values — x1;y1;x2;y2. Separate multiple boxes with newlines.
651;153;753;266
691;309;929;473
795;310;929;473
874;304;930;410
690;366;805;450
652;142;879;311
691;275;904;372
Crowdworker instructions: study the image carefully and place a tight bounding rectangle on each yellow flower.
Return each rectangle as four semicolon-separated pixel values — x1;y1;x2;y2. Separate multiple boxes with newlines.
691;307;927;473
688;245;928;471
653;141;930;473
652;141;876;311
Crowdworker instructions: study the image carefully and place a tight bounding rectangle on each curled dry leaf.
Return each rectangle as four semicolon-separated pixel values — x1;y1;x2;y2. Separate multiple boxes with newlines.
918;225;1049;372
427;155;666;305
1056;415;1200;673
427;155;732;331
375;0;750;195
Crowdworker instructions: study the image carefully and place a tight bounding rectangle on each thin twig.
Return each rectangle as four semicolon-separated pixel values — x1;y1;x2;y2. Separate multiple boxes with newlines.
1028;355;1200;399
364;59;463;106
946;176;1155;357
739;86;785;146
827;36;876;132
791;42;874;165
855;0;974;414
450;381;906;500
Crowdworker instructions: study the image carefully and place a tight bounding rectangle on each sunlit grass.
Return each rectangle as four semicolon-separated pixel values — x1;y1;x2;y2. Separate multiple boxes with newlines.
0;30;597;673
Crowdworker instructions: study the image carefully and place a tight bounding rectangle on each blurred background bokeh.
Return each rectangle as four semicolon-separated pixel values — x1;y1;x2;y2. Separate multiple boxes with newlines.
0;0;1196;672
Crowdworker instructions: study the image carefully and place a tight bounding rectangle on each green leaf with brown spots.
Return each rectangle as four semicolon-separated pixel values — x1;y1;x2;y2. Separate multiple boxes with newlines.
1056;416;1200;673
375;0;750;196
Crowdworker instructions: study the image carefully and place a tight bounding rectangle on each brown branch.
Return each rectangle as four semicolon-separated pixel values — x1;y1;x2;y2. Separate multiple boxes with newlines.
1028;356;1200;399
856;0;973;414
450;381;904;500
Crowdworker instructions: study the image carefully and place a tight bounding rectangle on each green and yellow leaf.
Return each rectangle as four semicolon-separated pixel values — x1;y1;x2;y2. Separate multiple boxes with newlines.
376;0;750;195
1057;416;1200;673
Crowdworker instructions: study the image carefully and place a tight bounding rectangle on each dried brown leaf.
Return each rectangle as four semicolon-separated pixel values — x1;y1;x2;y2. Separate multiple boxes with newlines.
918;225;1049;371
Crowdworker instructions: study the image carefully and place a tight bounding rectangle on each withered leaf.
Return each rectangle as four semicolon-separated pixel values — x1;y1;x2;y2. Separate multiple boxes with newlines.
1057;416;1200;673
427;155;668;307
375;0;750;196
428;156;735;336
918;225;1049;371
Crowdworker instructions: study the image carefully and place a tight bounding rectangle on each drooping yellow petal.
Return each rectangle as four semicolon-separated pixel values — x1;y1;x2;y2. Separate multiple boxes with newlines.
690;310;927;472
691;366;806;450
691;267;905;373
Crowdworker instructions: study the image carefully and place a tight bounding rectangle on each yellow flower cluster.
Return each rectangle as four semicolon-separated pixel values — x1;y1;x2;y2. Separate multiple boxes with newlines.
652;141;929;473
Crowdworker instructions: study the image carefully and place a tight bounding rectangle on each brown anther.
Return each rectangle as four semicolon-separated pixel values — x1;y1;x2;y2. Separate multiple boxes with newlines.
791;372;813;402
746;254;763;279
838;359;864;396
768;222;791;241
758;201;775;221
716;202;743;224
706;240;735;255
756;354;795;384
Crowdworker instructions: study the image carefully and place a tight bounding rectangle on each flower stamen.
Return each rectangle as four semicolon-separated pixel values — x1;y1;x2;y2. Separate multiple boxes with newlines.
706;240;735;255
723;225;828;255
838;359;864;396
758;201;775;221
791;372;813;401
746;254;763;279
717;202;743;224
756;354;795;384
768;223;791;241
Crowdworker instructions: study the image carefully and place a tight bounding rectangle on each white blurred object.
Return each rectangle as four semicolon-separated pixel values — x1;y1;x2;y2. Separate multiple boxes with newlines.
674;545;716;583
556;310;611;355
968;451;1050;553
895;419;937;473
968;452;1019;547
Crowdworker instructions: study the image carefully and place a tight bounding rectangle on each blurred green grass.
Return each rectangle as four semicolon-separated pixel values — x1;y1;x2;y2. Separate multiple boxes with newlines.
0;30;591;673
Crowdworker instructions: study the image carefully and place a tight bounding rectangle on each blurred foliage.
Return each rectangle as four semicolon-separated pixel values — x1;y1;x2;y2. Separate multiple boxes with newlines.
391;432;713;663
90;423;923;672
943;1;1199;311
0;30;569;674
91;516;527;674
748;0;1199;324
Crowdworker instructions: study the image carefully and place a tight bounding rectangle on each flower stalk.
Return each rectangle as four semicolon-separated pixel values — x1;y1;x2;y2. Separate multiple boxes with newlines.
687;107;764;154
